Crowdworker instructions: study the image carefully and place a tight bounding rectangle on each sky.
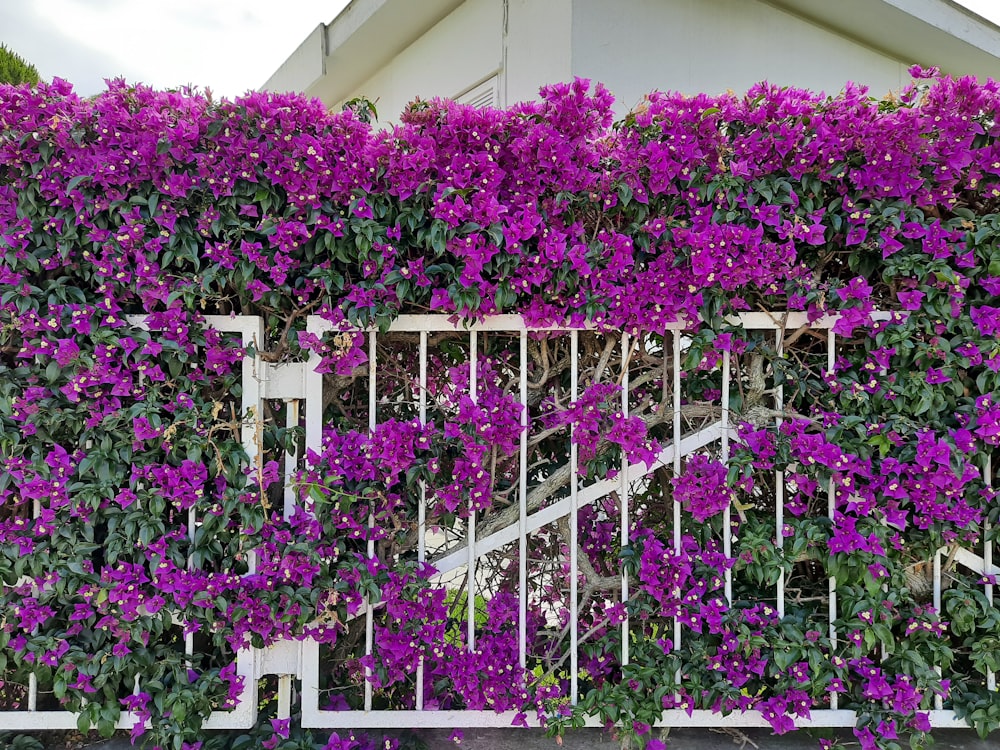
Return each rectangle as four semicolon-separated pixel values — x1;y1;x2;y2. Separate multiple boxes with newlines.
960;0;1000;29
0;0;350;98
1;0;1000;100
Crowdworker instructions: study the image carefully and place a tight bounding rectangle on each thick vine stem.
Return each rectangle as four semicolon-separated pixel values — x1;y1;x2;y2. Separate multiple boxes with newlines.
426;406;681;565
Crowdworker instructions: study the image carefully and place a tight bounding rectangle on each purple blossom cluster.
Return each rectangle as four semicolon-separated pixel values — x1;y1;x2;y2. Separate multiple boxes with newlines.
671;455;733;523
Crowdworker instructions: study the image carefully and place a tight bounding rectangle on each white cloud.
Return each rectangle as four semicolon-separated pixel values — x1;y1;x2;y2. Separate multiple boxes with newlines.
3;0;347;97
957;0;1000;25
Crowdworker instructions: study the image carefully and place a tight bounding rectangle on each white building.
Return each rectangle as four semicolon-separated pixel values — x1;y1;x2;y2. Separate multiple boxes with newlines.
263;0;1000;122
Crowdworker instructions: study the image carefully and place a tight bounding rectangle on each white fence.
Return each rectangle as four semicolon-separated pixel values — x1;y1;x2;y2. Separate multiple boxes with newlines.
4;316;261;731
6;313;994;732
292;313;994;730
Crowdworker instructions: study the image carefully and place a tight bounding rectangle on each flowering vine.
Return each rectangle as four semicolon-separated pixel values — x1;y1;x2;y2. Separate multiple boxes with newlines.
0;66;998;749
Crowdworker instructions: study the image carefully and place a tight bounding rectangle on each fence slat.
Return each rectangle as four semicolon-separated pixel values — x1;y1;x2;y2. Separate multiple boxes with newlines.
827;329;838;711
570;330;579;705
519;331;529;671
775;330;785;619
620;332;630;667
283;400;300;520
468;331;478;652
934;548;944;709
722;350;732;604
988;455;995;692
364;330;377;712
672;330;683;662
417;330;428;710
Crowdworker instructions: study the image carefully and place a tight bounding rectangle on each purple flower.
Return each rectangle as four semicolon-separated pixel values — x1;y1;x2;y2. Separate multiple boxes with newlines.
837;276;873;302
246;279;271;301
924;367;950;384
896;289;924;310
325;733;361;750
758;696;795;734
132;416;160;442
69;673;97;693
853;727;877;750
673;455;733;522
908;64;940;78
54;338;80;366
789;662;810;683
877;719;898;740
909;712;932;733
605;601;627;624
971;305;1000;337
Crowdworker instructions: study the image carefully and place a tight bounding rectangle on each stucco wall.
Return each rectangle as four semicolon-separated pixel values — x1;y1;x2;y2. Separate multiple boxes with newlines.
570;0;910;114
340;0;504;125
335;0;913;125
504;0;573;106
264;24;325;95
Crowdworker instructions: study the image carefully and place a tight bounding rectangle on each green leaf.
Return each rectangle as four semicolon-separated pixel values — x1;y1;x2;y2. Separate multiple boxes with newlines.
66;174;90;192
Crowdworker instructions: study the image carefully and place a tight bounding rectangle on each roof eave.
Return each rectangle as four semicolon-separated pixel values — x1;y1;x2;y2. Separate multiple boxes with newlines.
264;0;466;105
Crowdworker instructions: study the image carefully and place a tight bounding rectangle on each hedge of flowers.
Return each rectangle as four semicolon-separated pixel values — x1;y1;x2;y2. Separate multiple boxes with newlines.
0;67;999;750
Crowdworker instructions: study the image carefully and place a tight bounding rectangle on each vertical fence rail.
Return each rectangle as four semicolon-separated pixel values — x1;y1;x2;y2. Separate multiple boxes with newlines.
417;331;428;710
364;331;377;713
519;331;529;671
934;546;944;709
988;455;995;692
202;315;262;730
775;331;785;619
301;315;325;728
468;332;478;652
186;510;197;663
28;487;39;713
569;330;579;704
722;350;732;604
672;330;683;664
827;329;838;711
620;332;630;667
283;400;300;520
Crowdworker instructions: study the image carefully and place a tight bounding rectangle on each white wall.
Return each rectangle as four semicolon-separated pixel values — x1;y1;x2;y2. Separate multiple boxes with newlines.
338;0;504;125
263;24;325;94
335;0;912;124
503;0;574;106
571;0;909;114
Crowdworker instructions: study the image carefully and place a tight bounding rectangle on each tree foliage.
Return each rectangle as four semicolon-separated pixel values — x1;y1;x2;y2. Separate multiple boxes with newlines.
0;44;39;86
